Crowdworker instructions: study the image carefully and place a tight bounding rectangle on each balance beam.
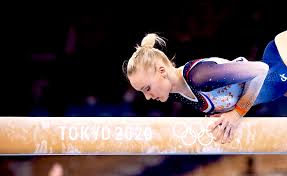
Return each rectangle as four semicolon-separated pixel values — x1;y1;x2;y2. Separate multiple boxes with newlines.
0;117;286;154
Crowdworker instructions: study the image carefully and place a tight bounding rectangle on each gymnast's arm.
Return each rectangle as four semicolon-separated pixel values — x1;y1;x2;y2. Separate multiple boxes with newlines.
189;60;269;116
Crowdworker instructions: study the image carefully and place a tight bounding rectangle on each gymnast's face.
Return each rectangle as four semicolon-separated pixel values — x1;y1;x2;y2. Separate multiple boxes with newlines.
128;64;172;102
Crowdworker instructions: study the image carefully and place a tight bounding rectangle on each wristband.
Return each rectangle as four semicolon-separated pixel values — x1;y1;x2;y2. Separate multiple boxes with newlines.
234;104;247;116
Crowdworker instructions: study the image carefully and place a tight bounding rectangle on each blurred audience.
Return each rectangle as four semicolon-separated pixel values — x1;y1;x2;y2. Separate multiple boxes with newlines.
4;3;286;117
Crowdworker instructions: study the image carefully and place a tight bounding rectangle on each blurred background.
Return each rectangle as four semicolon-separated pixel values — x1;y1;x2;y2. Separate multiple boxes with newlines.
1;1;287;175
1;155;287;176
1;0;287;117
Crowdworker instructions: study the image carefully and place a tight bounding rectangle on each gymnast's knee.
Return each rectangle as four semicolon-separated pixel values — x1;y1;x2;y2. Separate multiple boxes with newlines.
275;30;287;66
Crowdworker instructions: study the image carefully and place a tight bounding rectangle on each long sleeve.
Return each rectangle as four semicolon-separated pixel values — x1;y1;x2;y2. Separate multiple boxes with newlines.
186;60;268;92
235;72;268;116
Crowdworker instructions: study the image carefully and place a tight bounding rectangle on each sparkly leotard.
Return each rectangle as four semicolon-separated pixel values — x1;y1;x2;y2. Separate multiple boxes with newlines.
169;57;246;114
168;40;287;115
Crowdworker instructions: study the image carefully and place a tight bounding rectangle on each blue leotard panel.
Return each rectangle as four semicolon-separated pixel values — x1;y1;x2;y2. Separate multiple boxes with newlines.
254;40;287;105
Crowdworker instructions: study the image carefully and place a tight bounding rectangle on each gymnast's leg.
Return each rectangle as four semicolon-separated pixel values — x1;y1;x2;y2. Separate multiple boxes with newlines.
254;32;287;104
275;30;287;66
275;30;287;97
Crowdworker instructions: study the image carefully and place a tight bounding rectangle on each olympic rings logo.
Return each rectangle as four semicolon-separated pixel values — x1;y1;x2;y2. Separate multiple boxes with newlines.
172;121;215;146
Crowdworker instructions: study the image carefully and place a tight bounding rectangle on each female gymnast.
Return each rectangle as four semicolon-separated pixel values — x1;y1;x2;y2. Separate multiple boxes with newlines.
122;30;287;144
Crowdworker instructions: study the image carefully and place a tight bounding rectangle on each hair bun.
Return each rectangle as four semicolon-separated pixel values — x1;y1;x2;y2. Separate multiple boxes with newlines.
141;33;157;48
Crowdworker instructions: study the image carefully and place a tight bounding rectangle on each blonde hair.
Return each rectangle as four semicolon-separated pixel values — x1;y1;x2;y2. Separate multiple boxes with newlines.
122;33;175;78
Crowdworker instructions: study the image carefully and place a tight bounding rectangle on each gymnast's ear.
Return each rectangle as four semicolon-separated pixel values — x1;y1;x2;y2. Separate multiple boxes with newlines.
158;65;168;78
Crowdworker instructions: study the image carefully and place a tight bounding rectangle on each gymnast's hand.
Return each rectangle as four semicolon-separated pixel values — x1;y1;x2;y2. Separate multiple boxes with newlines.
207;110;242;144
